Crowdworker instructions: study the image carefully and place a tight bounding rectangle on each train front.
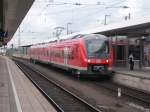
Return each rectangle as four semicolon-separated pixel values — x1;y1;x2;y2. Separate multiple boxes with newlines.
83;34;113;77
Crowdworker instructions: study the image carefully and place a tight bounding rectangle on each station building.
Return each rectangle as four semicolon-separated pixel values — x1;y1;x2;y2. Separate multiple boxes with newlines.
110;36;150;68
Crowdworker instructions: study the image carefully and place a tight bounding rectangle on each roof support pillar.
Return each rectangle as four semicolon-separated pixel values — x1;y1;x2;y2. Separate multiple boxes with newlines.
139;37;145;69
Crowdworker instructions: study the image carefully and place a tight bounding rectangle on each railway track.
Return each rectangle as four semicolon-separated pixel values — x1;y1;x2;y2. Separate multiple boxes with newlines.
14;59;101;112
35;60;150;106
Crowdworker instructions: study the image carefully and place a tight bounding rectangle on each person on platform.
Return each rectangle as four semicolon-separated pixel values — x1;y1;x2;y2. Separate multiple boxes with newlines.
129;53;134;70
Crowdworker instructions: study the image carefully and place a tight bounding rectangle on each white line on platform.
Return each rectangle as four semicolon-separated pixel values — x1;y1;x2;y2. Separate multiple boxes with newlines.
7;60;23;112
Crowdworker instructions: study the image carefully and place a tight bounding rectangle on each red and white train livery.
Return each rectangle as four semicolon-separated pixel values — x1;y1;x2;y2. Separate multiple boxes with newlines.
28;34;113;77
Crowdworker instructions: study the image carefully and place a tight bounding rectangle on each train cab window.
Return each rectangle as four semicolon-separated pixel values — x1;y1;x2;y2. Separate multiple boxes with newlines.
85;37;109;58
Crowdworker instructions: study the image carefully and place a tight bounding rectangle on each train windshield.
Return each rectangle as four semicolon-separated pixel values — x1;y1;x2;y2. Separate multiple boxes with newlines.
84;35;109;58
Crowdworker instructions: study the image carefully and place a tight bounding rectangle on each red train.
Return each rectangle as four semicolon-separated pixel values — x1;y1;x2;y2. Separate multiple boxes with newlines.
28;34;113;77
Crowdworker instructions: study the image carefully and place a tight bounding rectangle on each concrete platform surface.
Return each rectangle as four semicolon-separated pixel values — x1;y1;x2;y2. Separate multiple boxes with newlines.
0;56;10;112
0;55;56;112
113;67;150;79
113;67;150;93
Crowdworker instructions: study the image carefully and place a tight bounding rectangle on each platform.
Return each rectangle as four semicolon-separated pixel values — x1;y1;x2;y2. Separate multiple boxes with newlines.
113;67;150;79
112;67;150;93
0;55;56;112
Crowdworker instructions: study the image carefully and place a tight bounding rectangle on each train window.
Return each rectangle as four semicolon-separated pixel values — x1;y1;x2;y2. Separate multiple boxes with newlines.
85;39;109;58
71;49;74;59
76;46;78;52
62;50;64;58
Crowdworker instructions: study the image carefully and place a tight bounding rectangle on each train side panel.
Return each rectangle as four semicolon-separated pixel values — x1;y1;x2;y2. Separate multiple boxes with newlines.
27;34;113;77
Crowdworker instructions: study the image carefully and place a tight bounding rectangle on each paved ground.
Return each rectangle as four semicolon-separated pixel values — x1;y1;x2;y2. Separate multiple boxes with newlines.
113;67;150;79
0;55;56;112
0;56;10;112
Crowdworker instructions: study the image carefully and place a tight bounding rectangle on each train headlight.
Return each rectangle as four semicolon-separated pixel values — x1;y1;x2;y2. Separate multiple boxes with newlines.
87;59;91;63
106;59;109;63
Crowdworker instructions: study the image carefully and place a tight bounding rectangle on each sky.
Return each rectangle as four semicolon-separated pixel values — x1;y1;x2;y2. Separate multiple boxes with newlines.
7;0;150;47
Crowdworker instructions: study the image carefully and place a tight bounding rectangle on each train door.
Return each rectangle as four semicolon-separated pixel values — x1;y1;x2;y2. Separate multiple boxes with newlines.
48;46;51;63
64;47;69;65
73;44;81;66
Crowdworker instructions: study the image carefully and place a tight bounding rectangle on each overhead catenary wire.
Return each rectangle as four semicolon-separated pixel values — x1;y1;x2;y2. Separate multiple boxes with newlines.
18;0;129;40
16;0;150;46
70;0;128;23
33;0;127;16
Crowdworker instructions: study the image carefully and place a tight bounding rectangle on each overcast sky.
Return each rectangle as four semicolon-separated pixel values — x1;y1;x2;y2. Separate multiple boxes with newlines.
8;0;150;47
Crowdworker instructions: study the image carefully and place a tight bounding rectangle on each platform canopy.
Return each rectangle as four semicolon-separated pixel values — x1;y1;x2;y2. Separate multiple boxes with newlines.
81;16;150;38
0;0;34;46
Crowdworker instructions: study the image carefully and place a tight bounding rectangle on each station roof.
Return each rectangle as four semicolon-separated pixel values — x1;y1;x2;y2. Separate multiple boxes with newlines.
81;16;150;37
0;0;34;46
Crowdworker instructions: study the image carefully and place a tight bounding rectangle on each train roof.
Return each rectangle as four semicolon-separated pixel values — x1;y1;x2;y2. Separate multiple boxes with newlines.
83;34;107;40
30;34;107;48
30;42;50;48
